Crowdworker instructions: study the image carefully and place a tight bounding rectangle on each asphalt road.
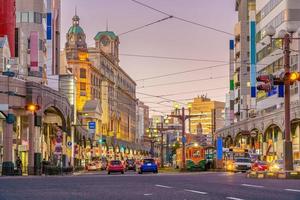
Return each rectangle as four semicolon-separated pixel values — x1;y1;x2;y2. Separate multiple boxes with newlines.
0;171;300;200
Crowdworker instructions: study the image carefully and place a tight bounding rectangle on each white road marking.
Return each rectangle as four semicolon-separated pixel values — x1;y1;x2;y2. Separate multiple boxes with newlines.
226;197;245;200
241;184;264;188
184;189;207;195
155;184;173;189
144;193;153;196
284;189;300;193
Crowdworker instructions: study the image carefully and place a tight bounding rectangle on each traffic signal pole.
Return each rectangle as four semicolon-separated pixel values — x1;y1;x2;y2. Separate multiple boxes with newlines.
283;33;293;171
181;108;186;170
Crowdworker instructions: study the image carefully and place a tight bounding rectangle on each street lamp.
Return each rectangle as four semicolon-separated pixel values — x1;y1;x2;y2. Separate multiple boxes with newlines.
265;24;300;171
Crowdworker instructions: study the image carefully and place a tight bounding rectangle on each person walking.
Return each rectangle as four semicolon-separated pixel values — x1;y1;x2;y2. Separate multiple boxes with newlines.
16;156;22;176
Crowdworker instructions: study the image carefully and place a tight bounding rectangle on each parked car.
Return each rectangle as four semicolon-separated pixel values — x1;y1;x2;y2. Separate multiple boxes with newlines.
107;160;125;174
269;160;284;172
251;160;268;171
138;158;158;174
126;159;136;171
86;163;97;171
294;160;300;172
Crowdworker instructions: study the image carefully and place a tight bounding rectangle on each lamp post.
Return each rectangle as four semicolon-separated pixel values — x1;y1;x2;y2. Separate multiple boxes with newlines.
146;128;158;158
265;24;300;171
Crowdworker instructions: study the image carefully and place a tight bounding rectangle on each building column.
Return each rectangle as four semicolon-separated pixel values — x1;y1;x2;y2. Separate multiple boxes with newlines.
28;113;36;175
3;121;13;162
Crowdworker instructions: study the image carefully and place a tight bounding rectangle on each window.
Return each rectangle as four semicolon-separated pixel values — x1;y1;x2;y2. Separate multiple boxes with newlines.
80;82;86;91
21;12;28;22
16;12;21;23
80;68;86;78
34;12;42;24
29;12;34;23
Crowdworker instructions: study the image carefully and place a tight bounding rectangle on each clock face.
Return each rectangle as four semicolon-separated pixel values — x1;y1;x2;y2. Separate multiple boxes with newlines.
101;37;110;46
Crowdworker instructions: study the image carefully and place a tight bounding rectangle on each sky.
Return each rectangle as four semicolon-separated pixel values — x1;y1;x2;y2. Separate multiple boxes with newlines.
61;0;237;115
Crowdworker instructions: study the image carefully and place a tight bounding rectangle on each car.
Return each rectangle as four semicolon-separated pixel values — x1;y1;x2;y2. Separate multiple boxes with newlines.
125;159;136;171
229;157;252;172
138;158;158;174
269;160;283;172
251;160;268;171
294;160;300;172
86;163;97;171
107;160;125;174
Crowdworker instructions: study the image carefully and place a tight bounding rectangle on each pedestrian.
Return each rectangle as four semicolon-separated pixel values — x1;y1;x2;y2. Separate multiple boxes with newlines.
16;156;22;176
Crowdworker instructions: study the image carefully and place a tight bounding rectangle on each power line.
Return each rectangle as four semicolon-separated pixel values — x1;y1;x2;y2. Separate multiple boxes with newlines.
120;53;229;63
118;16;173;36
135;63;228;82
140;86;228;98
130;0;234;36
138;75;227;89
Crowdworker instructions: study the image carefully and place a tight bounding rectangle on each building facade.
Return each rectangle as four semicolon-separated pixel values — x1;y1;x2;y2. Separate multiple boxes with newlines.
188;96;225;145
217;0;300;163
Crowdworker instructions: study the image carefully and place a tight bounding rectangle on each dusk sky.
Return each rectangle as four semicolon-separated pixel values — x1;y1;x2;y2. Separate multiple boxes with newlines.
61;0;237;115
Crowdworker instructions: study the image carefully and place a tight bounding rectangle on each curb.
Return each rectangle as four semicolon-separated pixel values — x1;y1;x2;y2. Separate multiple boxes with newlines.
247;171;300;179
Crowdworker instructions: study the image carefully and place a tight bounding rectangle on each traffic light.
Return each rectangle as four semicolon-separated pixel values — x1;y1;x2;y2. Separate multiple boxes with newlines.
288;72;300;84
256;75;272;92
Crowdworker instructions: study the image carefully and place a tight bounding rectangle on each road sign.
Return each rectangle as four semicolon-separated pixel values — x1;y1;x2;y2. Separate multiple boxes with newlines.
182;136;186;144
88;121;96;129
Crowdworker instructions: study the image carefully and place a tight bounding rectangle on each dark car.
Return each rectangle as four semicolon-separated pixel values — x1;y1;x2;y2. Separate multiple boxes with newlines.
107;160;125;174
138;158;158;174
126;159;136;171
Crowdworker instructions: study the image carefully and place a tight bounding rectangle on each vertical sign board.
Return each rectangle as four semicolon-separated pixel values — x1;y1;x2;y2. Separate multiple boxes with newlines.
46;13;52;40
30;31;39;72
217;137;223;160
249;10;257;108
229;40;234;124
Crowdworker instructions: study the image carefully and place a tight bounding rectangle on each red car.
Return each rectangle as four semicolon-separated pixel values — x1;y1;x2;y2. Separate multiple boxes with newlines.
251;161;268;171
107;160;125;174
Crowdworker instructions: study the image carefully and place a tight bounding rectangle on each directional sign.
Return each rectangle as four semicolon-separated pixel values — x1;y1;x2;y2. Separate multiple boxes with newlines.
88;121;96;129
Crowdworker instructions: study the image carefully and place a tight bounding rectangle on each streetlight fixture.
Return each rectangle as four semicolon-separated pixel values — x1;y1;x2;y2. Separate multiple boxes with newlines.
265;24;300;171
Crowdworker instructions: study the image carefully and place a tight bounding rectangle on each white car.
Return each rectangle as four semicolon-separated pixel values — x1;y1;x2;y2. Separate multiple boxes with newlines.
232;157;252;172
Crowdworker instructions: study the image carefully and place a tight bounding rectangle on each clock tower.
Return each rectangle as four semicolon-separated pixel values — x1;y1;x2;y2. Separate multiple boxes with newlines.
65;13;87;60
94;31;119;64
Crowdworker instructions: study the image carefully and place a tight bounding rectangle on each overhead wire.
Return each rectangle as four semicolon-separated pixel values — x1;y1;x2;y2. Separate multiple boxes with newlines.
130;0;234;36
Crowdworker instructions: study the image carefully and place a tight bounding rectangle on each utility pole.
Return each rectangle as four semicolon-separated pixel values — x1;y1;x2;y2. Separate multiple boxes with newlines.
169;107;204;170
283;32;293;170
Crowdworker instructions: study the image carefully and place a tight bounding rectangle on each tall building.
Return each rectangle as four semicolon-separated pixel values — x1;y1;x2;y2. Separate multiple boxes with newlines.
216;0;300;162
233;0;255;122
15;0;47;80
188;96;225;145
136;100;150;143
61;14;138;161
0;0;16;57
256;0;300;111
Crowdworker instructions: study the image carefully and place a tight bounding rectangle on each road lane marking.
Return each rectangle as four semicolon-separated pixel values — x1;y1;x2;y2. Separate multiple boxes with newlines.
155;184;173;189
144;193;153;196
226;197;245;200
241;184;264;188
284;189;300;193
184;189;207;195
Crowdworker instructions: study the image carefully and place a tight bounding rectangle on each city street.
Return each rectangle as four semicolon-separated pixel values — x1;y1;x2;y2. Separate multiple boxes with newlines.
0;172;300;200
